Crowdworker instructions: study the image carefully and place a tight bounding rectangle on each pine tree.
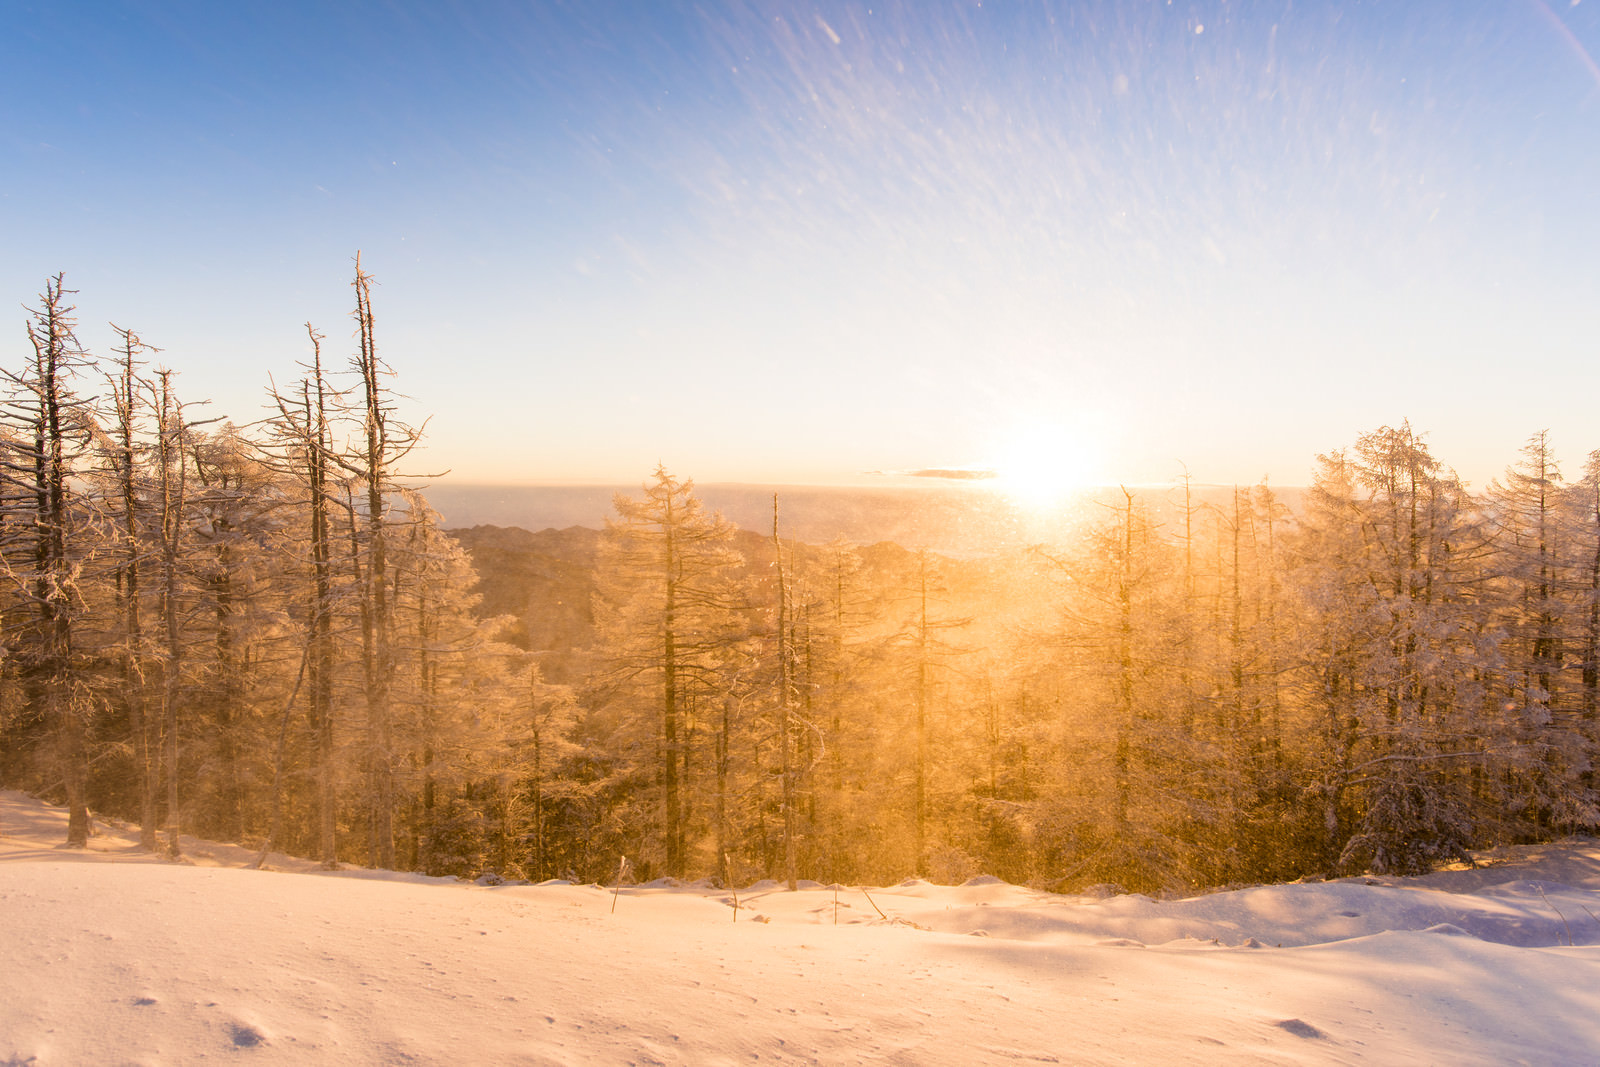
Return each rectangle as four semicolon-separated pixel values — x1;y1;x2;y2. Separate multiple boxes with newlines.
1573;452;1600;725
1484;433;1598;832
597;466;743;878
1489;433;1569;714
1307;424;1494;874
387;491;514;875
771;494;799;890
187;423;286;844
805;534;868;880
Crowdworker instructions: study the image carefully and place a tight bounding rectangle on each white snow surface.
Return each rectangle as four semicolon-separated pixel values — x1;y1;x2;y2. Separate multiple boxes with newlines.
4;792;1600;1065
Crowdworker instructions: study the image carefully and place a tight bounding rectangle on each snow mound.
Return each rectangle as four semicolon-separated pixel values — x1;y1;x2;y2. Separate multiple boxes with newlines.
1424;923;1476;937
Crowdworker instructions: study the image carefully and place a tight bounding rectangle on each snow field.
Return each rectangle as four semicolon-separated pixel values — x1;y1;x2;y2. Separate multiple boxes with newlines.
3;791;1599;1065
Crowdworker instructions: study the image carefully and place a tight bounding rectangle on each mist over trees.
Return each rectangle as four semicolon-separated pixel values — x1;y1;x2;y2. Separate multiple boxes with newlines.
3;272;1598;894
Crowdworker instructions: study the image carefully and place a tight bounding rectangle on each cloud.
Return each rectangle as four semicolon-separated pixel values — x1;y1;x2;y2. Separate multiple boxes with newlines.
905;468;997;481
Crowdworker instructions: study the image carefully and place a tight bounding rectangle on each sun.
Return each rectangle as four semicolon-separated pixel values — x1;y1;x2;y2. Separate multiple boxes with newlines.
988;419;1100;509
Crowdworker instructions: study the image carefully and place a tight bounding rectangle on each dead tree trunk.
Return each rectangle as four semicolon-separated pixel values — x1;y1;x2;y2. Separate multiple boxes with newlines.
107;325;160;849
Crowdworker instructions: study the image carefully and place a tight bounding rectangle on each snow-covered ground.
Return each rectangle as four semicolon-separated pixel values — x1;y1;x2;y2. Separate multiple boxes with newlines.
4;792;1599;1065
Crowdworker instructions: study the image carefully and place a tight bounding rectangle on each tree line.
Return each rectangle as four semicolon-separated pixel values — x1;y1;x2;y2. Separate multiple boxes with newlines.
0;267;509;873
526;430;1600;893
3;269;1597;893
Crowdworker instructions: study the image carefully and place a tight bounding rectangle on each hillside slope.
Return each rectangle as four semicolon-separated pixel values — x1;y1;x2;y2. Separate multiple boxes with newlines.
3;791;1599;1065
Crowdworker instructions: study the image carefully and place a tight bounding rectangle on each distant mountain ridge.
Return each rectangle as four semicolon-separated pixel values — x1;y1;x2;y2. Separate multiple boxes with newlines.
427;481;1304;556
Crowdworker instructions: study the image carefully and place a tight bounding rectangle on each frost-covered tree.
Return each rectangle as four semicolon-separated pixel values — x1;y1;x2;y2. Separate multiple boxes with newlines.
261;327;345;867
0;277;100;846
1572;451;1600;725
96;323;160;847
341;256;427;870
1034;487;1200;891
1484;432;1598;833
1488;432;1569;713
186;423;288;845
596;467;744;878
1298;424;1496;874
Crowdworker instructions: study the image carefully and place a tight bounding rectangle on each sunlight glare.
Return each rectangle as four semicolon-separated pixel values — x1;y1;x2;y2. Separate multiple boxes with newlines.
989;419;1101;509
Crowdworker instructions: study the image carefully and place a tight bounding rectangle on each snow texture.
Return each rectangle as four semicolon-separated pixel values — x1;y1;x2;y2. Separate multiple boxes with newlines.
3;790;1599;1064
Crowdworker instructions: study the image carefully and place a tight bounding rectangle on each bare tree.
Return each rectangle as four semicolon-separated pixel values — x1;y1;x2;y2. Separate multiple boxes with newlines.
103;324;159;848
261;326;342;867
339;256;426;870
152;369;206;858
0;277;99;846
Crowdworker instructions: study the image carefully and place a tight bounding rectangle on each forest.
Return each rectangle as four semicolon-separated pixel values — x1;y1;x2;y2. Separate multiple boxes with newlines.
3;269;1598;895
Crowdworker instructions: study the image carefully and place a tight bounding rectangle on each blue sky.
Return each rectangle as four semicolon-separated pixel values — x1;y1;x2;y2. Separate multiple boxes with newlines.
4;0;1598;490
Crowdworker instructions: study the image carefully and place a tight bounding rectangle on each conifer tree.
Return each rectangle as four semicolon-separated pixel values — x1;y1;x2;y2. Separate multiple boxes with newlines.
1486;434;1599;831
187;423;285;843
772;494;799;890
807;535;868;878
1320;424;1492;873
599;466;743;878
1573;451;1600;725
1489;432;1569;713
